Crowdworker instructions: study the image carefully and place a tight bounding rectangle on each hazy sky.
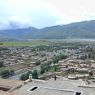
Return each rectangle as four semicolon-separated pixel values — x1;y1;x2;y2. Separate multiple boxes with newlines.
0;0;95;28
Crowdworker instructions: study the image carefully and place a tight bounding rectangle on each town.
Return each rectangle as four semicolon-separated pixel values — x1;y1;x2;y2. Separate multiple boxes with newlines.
0;40;95;95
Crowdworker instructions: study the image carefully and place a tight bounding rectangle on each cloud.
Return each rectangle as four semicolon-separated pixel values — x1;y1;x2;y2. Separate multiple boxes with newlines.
8;16;33;27
0;0;95;28
47;0;95;25
0;16;33;29
0;0;59;28
55;14;95;25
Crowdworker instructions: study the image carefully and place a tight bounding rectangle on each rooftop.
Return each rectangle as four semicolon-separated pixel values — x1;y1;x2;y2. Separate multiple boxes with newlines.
14;77;95;95
0;78;23;95
0;77;95;95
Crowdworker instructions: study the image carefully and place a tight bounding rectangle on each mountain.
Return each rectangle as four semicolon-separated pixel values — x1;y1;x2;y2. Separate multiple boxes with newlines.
0;27;38;39
34;20;95;39
0;20;95;40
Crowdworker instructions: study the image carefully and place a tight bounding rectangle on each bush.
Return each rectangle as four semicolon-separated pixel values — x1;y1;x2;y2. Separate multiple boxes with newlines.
1;70;10;78
40;65;45;74
35;60;41;66
32;70;38;79
54;65;58;72
0;61;4;68
20;70;39;80
20;71;32;81
10;70;14;76
20;73;28;81
40;64;47;74
0;69;14;78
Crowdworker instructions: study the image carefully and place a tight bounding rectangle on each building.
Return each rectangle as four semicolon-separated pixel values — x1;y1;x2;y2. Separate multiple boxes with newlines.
0;76;95;95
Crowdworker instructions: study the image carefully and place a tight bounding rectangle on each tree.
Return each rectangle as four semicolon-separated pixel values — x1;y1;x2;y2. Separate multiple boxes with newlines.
35;60;41;66
53;54;67;64
0;69;14;78
54;65;58;72
10;70;14;76
1;70;10;78
0;61;4;68
40;64;47;74
32;70;38;79
40;66;45;74
20;73;28;81
20;71;32;81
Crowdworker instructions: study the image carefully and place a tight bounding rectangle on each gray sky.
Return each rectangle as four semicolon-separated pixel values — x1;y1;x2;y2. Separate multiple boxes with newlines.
0;0;95;29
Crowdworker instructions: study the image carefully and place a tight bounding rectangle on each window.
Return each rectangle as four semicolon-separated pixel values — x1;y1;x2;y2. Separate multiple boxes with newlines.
75;92;81;95
30;87;38;91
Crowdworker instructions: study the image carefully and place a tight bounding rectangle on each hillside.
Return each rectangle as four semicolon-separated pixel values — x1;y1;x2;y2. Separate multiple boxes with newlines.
0;20;95;40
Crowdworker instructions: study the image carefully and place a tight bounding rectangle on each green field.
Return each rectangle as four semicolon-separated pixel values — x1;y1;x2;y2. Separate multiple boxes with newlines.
0;40;51;47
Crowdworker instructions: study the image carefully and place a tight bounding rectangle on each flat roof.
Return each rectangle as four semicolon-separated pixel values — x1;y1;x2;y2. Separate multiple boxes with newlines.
1;77;95;95
15;77;85;95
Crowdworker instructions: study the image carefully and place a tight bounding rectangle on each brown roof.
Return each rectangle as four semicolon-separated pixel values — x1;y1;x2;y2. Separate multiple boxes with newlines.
0;78;23;88
0;91;11;95
0;78;23;95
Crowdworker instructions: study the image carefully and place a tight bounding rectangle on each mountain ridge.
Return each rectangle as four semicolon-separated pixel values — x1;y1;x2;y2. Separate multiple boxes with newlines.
0;20;95;40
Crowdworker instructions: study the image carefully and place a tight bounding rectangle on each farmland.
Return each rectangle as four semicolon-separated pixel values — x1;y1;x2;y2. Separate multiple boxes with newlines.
0;40;52;47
